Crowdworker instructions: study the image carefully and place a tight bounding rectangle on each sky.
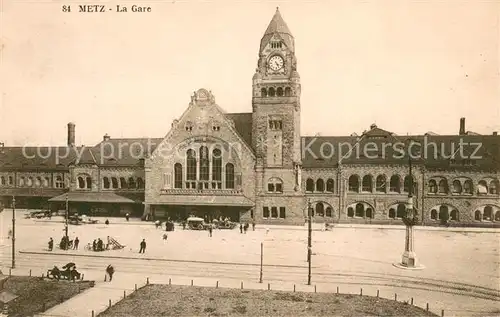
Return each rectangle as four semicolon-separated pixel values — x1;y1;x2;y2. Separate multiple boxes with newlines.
0;0;499;146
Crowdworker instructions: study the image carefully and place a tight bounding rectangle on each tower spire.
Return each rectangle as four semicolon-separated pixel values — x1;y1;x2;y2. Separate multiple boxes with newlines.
260;8;294;53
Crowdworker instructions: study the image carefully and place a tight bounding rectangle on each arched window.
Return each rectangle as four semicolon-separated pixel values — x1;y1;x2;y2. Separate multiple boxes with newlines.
452;180;462;194
128;177;136;189
35;177;41;187
225;163;235;189
396;203;406;218
78;177;85;189
174;163;183;189
137;177;144;189
8;176;13;186
347;207;354;218
212;149;222;189
474;210;481;221
284;87;292;96
316;203;324;217
389;175;400;192
362;175;372;192
26;177;33;187
199;146;209;181
478;180;488;194
450;209;459;221
326;179;334;192
355;203;364;217
120;177;128;189
316;179;325;192
366;208;373;218
495;210;500;221
111;177;119;189
438;205;449;220
403;176;414;193
376;175;386;192
267;178;283;193
268;87;275;97
86;177;92;189
348;175;359;192
186;149;197;188
438;179;448;194
483;206;493;221
389;208;396;219
431;209;437;220
43;177;49;187
0;176;5;186
428;180;437;193
325;207;333;217
261;88;267;97
276;87;284;97
489;180;499;194
103;177;110;189
463;180;473;194
306;178;314;192
55;176;64;188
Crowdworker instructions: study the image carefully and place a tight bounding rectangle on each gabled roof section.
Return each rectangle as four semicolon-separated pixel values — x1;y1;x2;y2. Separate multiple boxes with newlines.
362;124;394;138
224;113;253;151
93;138;163;166
0;146;84;170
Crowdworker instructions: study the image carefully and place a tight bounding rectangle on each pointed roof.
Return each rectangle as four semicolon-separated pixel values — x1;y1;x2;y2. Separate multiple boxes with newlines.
260;8;294;52
264;7;293;37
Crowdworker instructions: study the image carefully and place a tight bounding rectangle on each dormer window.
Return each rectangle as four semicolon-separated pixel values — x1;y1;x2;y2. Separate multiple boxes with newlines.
185;121;193;132
212;121;221;131
269;120;282;130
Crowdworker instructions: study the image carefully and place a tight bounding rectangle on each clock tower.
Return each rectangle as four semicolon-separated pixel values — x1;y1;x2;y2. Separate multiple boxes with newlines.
252;8;302;194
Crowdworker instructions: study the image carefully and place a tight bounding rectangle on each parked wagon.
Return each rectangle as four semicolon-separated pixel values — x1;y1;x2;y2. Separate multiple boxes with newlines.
187;217;210;230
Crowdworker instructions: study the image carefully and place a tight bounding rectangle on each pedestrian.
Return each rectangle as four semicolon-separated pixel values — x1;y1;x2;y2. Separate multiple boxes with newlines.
92;239;97;252
239;223;243;234
48;237;53;251
125;213;129;221
105;219;109;225
73;237;79;250
97;238;103;251
208;225;213;237
244;223;248;234
252;220;255;231
106;264;115;282
139;239;146;253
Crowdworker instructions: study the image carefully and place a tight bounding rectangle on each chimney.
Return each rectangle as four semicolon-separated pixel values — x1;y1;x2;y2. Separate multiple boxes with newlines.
103;133;111;141
67;122;75;147
459;118;465;135
493;132;498;136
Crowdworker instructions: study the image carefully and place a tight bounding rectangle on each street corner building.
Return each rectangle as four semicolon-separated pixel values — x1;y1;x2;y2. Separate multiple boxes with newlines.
1;9;499;226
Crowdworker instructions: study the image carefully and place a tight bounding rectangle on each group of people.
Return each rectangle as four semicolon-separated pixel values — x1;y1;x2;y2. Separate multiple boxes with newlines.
48;236;80;251
239;222;255;233
92;238;107;251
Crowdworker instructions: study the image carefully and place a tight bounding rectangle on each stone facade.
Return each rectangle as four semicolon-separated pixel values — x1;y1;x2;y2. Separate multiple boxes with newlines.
0;8;499;226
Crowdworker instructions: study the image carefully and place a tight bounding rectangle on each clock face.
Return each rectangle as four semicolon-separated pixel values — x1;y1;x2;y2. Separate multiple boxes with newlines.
269;55;284;71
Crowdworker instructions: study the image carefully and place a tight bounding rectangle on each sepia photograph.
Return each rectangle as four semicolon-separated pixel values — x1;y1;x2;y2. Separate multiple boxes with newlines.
0;1;499;316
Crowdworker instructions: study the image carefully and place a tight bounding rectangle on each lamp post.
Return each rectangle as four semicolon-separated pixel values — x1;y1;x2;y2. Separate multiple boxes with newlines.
394;139;424;270
307;199;312;285
11;196;16;269
65;193;69;239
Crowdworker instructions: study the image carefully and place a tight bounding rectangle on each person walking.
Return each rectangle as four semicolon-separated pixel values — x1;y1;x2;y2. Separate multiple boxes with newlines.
239;223;243;234
208;225;213;238
106;264;115;282
252;220;255;231
92;239;97;252
139;239;146;253
125;213;130;221
73;237;79;250
48;237;53;251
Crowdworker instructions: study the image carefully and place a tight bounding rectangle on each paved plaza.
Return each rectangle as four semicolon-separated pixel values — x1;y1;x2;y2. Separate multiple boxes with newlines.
1;210;499;316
